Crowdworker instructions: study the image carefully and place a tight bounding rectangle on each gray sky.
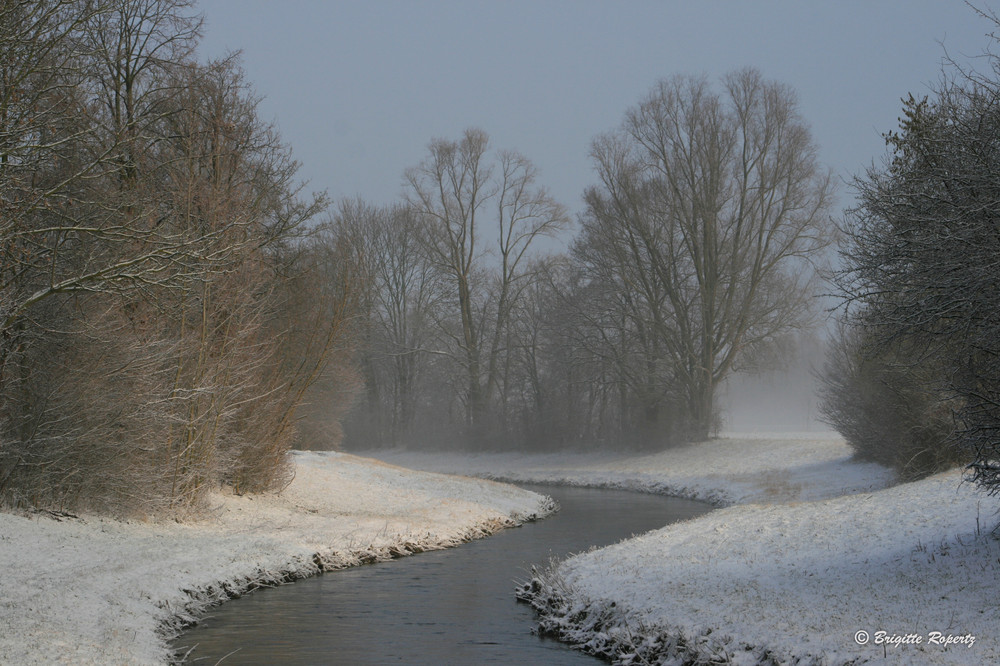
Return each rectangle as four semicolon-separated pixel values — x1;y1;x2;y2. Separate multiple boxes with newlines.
197;1;996;224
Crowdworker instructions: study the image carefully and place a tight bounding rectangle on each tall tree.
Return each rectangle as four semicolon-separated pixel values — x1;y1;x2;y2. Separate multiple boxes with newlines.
0;1;352;514
332;200;446;446
576;69;833;441
405;128;567;436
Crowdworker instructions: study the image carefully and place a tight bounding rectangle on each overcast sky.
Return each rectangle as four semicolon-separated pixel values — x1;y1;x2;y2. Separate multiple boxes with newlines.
197;1;996;225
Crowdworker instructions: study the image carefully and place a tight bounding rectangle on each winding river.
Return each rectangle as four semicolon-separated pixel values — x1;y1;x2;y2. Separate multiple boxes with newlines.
174;484;711;664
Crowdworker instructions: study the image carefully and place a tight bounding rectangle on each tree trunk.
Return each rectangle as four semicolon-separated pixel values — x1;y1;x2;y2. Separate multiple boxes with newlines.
688;373;715;441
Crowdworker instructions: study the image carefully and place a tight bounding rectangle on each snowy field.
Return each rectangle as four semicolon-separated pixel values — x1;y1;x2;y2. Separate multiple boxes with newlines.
371;434;1000;665
370;432;896;506
0;451;554;665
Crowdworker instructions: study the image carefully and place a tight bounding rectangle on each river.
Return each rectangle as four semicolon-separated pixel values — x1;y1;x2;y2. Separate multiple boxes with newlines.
174;484;712;664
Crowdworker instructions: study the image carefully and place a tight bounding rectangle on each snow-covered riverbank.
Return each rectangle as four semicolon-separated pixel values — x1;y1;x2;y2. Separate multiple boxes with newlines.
7;433;992;665
0;451;554;665
519;468;997;665
370;434;1000;665
370;432;896;506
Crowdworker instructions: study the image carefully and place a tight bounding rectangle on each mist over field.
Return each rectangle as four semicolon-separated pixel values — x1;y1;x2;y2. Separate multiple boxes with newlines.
722;342;828;434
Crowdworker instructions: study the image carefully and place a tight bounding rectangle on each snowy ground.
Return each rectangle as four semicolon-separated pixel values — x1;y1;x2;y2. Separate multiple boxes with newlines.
370;433;1000;665
370;432;896;506
0;451;554;665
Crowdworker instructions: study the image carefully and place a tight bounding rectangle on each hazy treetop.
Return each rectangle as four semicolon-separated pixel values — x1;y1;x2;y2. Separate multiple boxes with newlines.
197;0;995;226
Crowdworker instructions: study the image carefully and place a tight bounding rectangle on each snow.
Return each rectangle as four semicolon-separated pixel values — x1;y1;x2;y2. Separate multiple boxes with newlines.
0;451;554;665
5;432;993;665
370;433;1000;665
370;432;896;506
519;469;1000;665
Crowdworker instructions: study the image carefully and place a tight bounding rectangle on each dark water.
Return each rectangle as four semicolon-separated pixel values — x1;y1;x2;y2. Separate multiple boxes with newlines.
174;484;711;664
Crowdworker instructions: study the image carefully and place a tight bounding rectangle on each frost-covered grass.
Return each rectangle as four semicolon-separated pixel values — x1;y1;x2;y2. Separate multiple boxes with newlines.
371;432;896;506
518;470;998;665
0;451;554;665
371;434;1000;664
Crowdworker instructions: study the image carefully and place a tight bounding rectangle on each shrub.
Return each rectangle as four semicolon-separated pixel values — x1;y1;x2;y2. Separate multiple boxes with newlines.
818;320;963;480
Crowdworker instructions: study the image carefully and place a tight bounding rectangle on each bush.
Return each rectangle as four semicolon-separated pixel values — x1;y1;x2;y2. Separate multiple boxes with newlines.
818;320;963;480
833;37;1000;495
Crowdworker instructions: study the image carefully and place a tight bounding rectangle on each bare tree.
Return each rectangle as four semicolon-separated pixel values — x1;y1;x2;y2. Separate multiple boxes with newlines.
0;1;101;341
83;0;201;185
0;0;208;339
0;1;349;514
153;54;331;501
405;128;567;437
325;200;447;446
576;69;833;441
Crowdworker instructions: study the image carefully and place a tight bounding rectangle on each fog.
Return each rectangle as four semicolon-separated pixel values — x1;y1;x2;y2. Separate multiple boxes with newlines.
721;335;831;434
319;69;843;455
185;3;997;455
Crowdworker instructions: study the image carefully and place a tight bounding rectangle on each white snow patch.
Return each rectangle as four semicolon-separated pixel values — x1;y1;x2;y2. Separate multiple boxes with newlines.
0;451;553;665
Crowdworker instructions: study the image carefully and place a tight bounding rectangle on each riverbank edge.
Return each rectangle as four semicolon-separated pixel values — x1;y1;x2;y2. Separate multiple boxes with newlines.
451;473;736;507
514;564;849;666
366;433;896;508
518;475;995;666
456;472;831;665
364;439;996;665
164;495;558;664
0;452;558;665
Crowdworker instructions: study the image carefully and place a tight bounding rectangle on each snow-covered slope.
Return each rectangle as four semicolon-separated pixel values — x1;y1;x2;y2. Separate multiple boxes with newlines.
372;434;996;664
372;432;895;505
520;469;995;665
0;451;553;665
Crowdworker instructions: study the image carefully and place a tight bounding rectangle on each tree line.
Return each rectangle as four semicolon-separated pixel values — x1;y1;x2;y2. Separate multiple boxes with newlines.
0;0;356;516
337;69;833;453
